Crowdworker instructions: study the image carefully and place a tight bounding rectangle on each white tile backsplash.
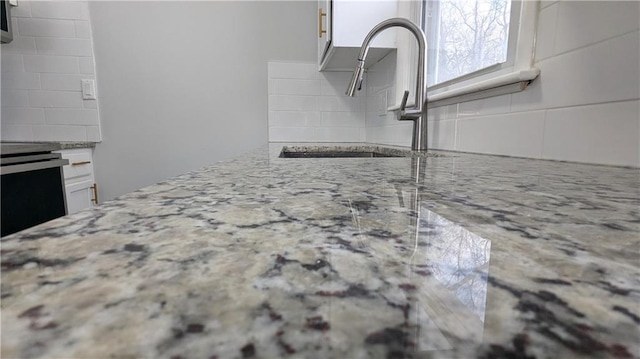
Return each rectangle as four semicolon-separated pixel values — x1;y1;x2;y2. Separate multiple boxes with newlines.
82;99;97;109
319;96;361;112
539;1;558;10
35;38;93;56
428;119;456;151
457;94;512;118
377;123;413;147
269;79;321;96
268;61;366;143
86;125;101;142
315;127;363;142
0;124;33;141
29;90;83;108
269;95;318;112
365;52;396;94
18;18;76;38
513;30;640;113
1;37;37;54
32;125;87;141
1;72;41;90
78;57;95;74
554;1;640;55
426;104;457;121
365;105;394;128
1;90;29;108
11;17;18;36
30;1;88;21
533;3;558;61
1;1;101;142
1;53;25;72
74;21;91;39
10;1;31;18
320;72;354;96
2;107;45;124
268;126;317;142
321;111;364;128
542;100;640;167
23;55;79;73
268;111;321;128
45;109;99;125
457;111;546;158
41;74;93;91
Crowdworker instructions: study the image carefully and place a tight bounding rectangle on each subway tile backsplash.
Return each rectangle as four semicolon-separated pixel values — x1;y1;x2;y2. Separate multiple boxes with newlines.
268;61;365;143
1;0;101;142
29;1;88;20
18;18;77;38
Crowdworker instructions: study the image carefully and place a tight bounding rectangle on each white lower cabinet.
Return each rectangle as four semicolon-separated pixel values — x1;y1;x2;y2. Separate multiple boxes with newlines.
55;148;97;215
65;179;95;215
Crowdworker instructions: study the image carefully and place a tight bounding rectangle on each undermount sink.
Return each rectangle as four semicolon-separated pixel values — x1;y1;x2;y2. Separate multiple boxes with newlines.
278;146;446;159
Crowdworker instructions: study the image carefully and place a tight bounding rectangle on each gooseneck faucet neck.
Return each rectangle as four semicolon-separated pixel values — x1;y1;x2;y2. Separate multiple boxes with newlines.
346;18;428;151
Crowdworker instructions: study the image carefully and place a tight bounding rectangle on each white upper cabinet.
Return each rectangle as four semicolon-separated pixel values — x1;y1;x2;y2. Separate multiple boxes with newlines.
318;0;397;71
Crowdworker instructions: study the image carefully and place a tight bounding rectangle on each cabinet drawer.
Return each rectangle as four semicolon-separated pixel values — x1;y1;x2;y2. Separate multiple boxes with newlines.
57;149;94;184
65;179;95;215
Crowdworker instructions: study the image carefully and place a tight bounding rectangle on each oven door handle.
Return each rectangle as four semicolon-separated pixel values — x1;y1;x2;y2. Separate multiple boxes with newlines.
1;159;69;175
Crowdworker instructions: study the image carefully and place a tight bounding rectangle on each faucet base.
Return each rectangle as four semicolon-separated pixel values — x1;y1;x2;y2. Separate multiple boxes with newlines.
410;115;428;152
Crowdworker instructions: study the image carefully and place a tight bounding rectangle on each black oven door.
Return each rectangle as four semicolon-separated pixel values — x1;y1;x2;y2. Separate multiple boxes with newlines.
1;157;68;237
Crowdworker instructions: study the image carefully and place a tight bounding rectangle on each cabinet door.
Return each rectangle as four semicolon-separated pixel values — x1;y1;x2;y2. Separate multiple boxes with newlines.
318;0;332;64
318;0;397;71
66;180;95;215
55;148;96;214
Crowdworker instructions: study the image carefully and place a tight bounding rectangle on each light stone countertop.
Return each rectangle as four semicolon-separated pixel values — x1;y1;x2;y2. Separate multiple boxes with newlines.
1;143;638;359
0;142;96;157
57;141;97;150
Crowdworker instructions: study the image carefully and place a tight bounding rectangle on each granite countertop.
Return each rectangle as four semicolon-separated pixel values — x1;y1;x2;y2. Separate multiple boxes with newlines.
1;143;639;359
0;141;96;155
57;141;97;150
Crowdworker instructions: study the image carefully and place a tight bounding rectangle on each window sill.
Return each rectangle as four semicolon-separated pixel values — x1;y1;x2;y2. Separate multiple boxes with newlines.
387;68;540;111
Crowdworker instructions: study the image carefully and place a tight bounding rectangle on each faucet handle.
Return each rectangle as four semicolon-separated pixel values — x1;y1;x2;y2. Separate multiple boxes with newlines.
398;90;419;121
400;90;409;112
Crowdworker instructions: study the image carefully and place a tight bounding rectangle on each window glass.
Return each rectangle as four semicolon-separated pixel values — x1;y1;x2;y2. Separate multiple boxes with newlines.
425;0;513;86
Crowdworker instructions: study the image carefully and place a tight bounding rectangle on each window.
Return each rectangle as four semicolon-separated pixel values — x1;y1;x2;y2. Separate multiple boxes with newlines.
392;0;539;108
425;0;516;87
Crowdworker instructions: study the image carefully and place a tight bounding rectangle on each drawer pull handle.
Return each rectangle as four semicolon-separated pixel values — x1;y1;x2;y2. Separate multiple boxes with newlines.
319;8;327;38
91;183;99;205
71;161;91;166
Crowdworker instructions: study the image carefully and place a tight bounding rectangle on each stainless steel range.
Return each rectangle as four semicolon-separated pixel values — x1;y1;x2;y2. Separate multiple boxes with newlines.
1;142;69;237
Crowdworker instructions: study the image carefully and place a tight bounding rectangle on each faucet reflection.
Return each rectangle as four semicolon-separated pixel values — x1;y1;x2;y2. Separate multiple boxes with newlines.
346;18;429;151
390;158;492;350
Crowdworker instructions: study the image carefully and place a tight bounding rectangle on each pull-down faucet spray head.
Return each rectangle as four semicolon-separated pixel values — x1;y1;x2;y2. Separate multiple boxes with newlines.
344;17;429;151
345;60;365;97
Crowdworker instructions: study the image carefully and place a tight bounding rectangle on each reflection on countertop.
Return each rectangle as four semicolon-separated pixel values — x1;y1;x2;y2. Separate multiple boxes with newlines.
1;143;638;359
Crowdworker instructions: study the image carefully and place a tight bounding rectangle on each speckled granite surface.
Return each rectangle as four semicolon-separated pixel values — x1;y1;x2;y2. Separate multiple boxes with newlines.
0;141;96;152
57;141;97;150
1;143;639;359
278;144;448;158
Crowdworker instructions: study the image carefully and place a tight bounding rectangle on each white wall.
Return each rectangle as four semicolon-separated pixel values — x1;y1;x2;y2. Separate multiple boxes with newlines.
88;1;316;201
1;0;101;142
268;61;365;142
366;0;640;167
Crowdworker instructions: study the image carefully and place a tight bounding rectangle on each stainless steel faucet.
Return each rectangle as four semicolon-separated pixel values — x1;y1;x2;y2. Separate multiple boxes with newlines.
346;18;428;151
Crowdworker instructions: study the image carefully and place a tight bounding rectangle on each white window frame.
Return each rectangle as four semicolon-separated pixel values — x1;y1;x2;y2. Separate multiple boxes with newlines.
391;0;540;109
